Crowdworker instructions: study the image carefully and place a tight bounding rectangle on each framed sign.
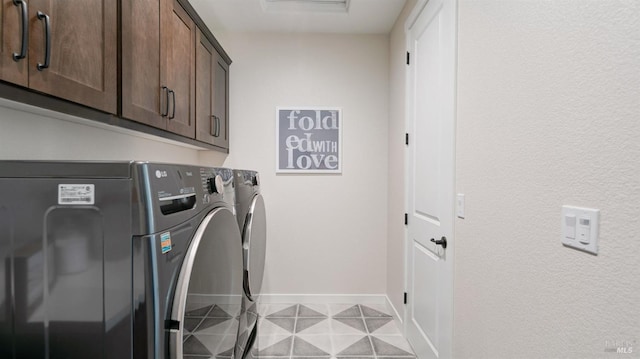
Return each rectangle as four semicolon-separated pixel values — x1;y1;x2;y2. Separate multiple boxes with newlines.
276;107;342;174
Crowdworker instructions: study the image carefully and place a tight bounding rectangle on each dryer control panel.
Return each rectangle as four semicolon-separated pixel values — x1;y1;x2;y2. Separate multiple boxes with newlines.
136;163;227;234
149;166;199;215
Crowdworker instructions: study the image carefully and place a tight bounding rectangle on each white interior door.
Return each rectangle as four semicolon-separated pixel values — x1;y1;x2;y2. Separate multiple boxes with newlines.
404;0;456;358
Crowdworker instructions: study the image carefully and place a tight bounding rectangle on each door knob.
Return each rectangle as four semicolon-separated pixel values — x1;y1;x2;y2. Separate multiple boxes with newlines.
430;236;447;249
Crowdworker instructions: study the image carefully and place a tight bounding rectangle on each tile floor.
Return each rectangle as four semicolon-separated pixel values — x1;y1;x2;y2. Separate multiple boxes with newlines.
254;303;416;359
183;302;241;359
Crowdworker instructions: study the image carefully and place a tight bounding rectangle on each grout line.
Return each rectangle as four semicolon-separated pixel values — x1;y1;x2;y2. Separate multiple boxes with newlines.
289;304;299;358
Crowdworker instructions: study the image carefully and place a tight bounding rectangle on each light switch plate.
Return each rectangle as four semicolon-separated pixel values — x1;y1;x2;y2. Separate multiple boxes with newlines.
561;205;600;255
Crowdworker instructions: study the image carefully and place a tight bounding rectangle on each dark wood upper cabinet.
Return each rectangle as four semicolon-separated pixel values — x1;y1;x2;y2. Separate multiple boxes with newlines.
195;30;214;145
0;0;29;87
0;0;117;114
28;0;117;114
121;0;165;129
1;0;229;151
195;29;229;150
162;0;195;138
123;0;196;138
212;51;229;149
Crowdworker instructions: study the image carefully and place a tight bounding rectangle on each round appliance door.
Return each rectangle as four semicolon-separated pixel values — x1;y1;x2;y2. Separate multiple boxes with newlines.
242;194;266;301
169;207;244;359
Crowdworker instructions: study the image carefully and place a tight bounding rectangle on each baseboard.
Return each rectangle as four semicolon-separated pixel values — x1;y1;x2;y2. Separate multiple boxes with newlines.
384;295;404;331
259;294;388;305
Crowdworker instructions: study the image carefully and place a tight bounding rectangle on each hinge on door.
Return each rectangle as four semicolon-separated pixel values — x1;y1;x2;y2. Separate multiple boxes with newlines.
405;133;409;145
404;292;408;304
406;51;410;65
404;213;408;225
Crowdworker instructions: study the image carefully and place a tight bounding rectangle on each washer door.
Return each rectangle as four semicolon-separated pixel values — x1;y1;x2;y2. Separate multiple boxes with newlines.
242;194;267;301
169;207;243;358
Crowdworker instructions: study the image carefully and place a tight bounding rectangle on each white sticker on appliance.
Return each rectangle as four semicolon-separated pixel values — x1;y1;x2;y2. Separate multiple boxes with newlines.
58;184;95;205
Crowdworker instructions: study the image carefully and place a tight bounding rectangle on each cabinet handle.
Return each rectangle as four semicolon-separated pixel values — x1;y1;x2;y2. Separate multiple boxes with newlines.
168;89;176;119
161;86;169;116
36;11;51;71
211;115;220;137
12;0;28;61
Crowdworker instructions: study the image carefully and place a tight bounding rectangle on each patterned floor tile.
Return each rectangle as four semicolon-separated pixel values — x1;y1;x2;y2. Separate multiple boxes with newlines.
196;317;236;335
184;317;203;333
370;336;414;356
363;317;394;334
184;334;232;357
217;338;239;358
265;304;298;318
218;303;242;318
216;347;234;358
252;303;416;359
259;317;293;336
333;335;374;356
296;317;329;334
266;317;296;333
333;318;367;333
258;303;270;314
359;305;392;318
186;304;213;317
208;305;233;318
331;305;362;318
298;304;328;318
183;335;212;356
292;335;332;357
195;318;238;334
366;318;401;335
257;335;293;357
328;304;360;318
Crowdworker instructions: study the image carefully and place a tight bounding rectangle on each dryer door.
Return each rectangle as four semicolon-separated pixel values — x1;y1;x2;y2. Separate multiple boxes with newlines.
241;194;266;301
169;207;244;358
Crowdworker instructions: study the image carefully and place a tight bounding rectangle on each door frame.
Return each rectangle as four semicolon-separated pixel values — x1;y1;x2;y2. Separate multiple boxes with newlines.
403;0;458;357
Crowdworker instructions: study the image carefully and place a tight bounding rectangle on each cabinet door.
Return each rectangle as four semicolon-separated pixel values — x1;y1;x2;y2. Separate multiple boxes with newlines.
27;0;117;114
195;30;229;149
161;0;195;138
212;52;229;149
195;30;214;145
0;0;28;86
121;0;166;130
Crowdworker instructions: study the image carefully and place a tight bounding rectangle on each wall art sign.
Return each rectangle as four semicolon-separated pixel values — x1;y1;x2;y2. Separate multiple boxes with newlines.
276;107;342;174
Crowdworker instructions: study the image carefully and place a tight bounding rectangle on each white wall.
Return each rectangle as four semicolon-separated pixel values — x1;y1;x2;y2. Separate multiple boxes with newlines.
454;1;640;358
0;100;227;165
387;0;416;319
222;32;390;295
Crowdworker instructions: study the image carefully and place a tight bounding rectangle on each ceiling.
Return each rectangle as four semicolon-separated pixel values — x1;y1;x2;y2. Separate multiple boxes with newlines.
189;0;408;34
